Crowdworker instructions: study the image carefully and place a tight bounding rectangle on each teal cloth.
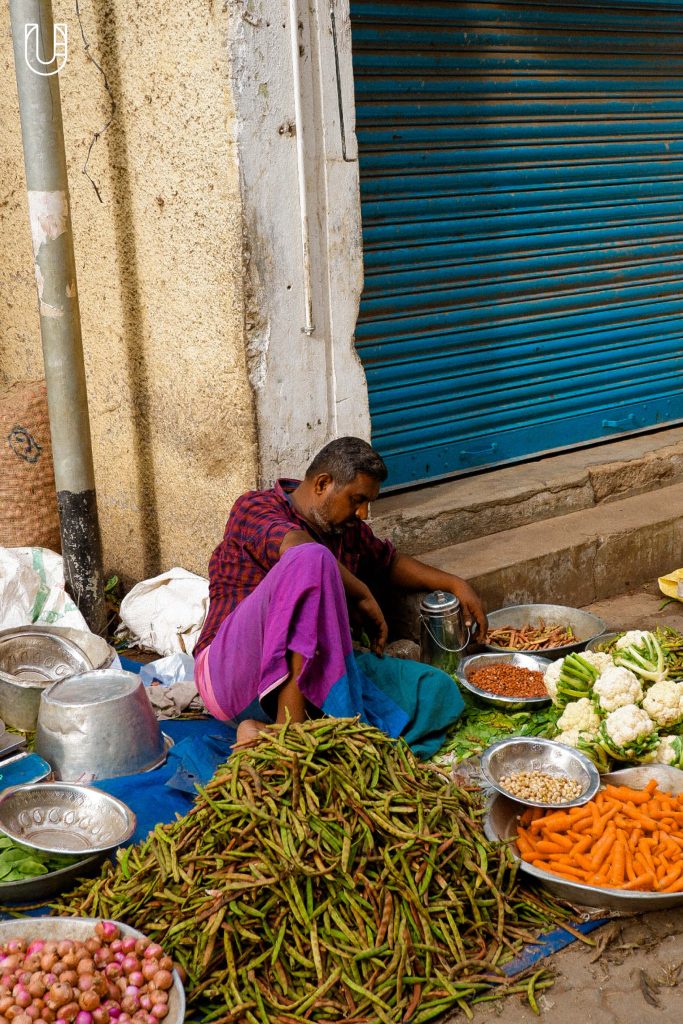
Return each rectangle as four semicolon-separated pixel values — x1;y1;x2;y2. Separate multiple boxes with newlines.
354;651;464;759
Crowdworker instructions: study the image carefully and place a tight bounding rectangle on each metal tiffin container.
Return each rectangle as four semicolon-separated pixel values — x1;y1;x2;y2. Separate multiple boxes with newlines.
0;625;117;731
419;590;471;675
35;669;168;783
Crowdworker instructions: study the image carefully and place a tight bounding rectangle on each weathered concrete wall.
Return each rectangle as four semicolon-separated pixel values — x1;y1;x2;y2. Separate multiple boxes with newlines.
0;0;258;582
229;0;371;485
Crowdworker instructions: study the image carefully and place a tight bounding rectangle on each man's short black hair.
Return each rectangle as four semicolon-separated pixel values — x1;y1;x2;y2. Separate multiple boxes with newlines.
305;436;388;485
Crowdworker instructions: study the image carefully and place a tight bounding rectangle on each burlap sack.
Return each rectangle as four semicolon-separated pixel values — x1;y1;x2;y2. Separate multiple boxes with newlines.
0;381;61;551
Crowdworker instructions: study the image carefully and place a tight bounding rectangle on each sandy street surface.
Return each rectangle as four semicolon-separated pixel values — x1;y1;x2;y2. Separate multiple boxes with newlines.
462;910;683;1023
452;580;683;1023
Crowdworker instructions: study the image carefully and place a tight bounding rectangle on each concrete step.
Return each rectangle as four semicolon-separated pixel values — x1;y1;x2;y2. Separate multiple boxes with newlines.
371;426;683;556
388;479;683;641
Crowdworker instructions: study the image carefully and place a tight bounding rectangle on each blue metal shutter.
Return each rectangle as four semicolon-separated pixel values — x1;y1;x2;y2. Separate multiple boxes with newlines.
350;0;683;488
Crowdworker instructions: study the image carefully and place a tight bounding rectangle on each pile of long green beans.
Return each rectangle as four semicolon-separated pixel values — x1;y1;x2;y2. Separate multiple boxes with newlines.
54;719;572;1023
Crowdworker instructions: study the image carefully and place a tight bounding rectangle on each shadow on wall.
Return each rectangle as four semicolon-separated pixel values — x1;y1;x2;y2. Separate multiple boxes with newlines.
92;3;161;578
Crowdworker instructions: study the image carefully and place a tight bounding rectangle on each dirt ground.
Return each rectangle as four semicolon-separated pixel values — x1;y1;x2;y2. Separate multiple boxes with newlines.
465;911;683;1024
451;580;683;1024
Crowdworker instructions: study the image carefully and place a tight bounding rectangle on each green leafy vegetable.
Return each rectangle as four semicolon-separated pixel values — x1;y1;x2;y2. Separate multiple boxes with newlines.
437;692;560;763
0;835;78;882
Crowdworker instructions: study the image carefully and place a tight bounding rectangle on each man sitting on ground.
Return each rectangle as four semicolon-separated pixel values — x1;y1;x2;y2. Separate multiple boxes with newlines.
193;437;487;756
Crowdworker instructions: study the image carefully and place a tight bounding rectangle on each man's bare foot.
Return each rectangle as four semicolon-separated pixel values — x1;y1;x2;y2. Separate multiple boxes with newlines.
234;718;270;748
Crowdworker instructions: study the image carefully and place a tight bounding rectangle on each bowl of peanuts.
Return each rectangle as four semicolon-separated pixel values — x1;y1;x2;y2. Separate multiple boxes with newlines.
456;652;553;710
480;737;600;809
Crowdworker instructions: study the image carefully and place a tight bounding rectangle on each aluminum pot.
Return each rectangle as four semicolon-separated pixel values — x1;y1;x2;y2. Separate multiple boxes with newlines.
0;625;117;731
35;669;167;783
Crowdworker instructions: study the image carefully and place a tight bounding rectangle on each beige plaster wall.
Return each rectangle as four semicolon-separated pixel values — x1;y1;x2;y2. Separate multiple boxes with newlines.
0;0;258;583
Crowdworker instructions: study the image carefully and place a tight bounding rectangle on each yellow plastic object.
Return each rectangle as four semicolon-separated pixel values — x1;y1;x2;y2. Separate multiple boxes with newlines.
658;569;683;602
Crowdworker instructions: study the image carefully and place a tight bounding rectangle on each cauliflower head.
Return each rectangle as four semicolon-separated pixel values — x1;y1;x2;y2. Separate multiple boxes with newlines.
543;658;564;704
641;680;683;728
614;630;653;650
652;734;683;768
593;664;643;712
556;698;601;738
554;727;581;748
600;704;656;755
579;651;613;674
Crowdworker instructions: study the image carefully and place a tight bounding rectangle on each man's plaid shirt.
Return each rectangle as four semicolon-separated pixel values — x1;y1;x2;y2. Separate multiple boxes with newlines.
194;479;396;655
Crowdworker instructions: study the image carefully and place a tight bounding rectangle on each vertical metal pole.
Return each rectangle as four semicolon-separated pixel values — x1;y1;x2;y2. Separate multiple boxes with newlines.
9;0;106;633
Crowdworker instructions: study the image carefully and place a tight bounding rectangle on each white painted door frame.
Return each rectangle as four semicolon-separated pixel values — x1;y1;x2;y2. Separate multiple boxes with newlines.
228;0;370;485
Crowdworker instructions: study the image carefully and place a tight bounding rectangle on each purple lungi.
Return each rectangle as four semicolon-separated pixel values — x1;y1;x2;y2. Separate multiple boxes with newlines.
195;544;362;724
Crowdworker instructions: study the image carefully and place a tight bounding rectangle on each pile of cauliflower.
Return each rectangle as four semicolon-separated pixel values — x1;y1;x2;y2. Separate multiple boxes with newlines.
545;630;683;771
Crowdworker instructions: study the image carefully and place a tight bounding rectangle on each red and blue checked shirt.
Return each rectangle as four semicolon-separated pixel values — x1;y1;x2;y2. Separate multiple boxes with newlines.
194;479;396;655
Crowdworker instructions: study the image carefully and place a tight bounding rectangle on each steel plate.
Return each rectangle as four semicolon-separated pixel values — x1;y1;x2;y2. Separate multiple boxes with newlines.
485;765;683;911
482;603;609;659
0;851;104;902
456;652;552;710
0;918;184;1023
0;783;136;854
481;736;599;808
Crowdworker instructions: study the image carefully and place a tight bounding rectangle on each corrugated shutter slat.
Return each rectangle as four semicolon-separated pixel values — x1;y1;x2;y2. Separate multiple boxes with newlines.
350;0;683;486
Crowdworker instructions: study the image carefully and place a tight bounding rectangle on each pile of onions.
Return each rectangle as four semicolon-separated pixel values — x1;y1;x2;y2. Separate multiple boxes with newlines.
0;921;178;1024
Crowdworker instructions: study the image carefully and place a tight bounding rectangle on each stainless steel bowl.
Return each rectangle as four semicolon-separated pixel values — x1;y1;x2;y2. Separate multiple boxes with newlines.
485;765;683;911
0;626;117;731
585;631;621;653
482;603;609;659
480;736;600;808
0;918;185;1023
0;782;135;854
456;652;552;710
35;668;167;782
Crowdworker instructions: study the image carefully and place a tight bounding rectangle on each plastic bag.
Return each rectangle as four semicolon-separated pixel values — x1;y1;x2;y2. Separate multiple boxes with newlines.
118;568;209;656
139;653;195;687
658;569;683;602
0;547;89;631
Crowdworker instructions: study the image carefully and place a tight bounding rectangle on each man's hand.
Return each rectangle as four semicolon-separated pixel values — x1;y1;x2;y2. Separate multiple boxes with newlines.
354;592;388;655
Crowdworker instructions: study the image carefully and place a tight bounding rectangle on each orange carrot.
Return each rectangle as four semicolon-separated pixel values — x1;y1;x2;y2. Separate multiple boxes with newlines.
589;824;617;870
656;862;683;890
572;834;593;856
544;831;574;851
609;838;627;886
629;826;642;848
604;784;651;805
620;804;659;831
592;806;619;834
621;872;655;891
515;832;536;858
535;841;569;855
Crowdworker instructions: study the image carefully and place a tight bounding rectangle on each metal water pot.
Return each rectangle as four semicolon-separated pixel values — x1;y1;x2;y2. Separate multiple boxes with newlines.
419;590;471;674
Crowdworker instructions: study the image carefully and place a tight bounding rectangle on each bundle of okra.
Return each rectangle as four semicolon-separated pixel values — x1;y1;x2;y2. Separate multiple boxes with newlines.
54;719;573;1023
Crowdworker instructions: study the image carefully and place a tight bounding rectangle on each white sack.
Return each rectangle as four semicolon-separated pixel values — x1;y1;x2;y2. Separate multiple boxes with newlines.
0;547;89;631
118;568;209;656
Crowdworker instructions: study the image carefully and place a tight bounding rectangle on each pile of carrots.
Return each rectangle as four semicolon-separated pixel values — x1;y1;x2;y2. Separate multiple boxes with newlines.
516;779;683;892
